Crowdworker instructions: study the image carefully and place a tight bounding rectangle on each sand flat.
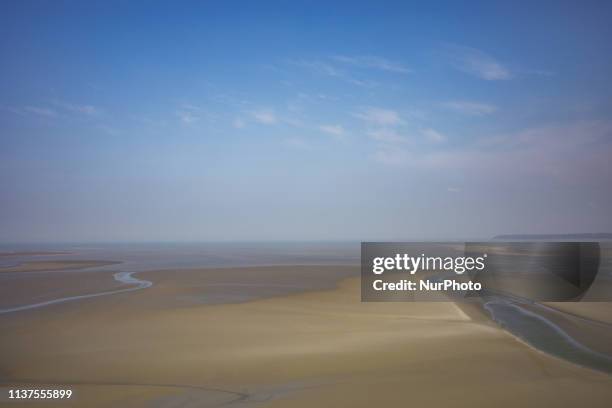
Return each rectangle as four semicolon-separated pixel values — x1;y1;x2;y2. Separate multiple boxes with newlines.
544;302;612;324
0;251;72;258
0;270;125;309
0;260;120;273
1;266;612;407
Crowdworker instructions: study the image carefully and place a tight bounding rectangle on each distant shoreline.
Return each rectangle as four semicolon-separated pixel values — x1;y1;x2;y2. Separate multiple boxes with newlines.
493;233;612;240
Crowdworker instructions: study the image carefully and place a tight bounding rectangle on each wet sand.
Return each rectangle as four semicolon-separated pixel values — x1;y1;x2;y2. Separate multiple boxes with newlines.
0;251;72;258
0;260;120;273
0;270;125;309
545;302;612;324
0;261;125;312
537;302;612;355
1;266;612;407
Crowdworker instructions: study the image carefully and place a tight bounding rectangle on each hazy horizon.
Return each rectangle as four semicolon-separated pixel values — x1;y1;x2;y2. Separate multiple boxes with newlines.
4;232;612;246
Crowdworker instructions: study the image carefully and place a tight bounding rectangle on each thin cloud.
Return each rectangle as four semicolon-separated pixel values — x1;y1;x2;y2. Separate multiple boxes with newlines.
177;111;198;124
176;110;199;124
391;120;612;188
246;108;302;127
97;125;121;136
282;117;303;127
232;117;245;128
55;101;99;115
291;60;343;78
24;106;57;117
283;137;311;149
523;68;555;77
176;104;210;124
354;107;403;126
421;128;446;143
332;55;411;74
443;101;498;116
71;105;98;115
319;124;345;139
446;45;512;80
373;149;410;166
367;128;408;143
345;77;378;88
290;59;377;87
251;109;277;125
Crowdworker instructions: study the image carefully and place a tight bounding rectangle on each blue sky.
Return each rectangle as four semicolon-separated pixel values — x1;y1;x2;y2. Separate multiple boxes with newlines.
1;1;612;242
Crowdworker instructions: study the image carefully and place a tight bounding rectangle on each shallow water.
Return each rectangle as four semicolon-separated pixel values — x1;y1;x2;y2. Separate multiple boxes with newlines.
484;297;612;374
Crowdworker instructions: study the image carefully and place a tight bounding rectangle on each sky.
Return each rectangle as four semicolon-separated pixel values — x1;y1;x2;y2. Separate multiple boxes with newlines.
1;1;612;242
